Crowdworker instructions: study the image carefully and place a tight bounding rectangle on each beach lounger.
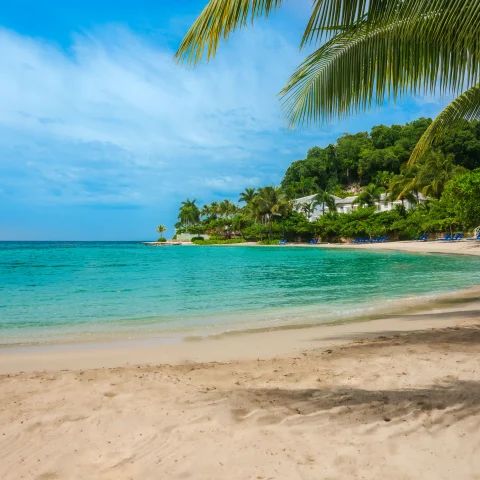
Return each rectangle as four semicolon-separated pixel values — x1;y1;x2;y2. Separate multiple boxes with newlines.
436;233;452;241
452;233;464;241
278;239;287;244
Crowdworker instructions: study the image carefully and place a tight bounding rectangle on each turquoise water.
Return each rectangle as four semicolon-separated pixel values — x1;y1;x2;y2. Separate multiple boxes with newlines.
1;241;480;346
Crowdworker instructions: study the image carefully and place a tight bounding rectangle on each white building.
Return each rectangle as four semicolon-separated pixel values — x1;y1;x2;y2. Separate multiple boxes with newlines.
294;193;426;222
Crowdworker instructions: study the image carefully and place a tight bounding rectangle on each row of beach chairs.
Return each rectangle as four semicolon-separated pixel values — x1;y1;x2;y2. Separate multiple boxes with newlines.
436;233;465;242
278;231;480;245
352;236;388;243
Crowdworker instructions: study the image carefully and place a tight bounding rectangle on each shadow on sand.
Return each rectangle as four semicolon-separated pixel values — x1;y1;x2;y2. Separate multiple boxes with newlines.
228;379;480;434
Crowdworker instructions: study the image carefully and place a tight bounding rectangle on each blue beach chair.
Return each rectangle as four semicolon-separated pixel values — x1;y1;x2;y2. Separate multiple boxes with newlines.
436;233;452;241
453;233;464;241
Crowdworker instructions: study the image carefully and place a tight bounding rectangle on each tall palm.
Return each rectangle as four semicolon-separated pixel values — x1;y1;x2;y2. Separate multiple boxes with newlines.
209;202;219;220
255;186;291;238
200;204;211;219
388;170;419;205
218;199;238;218
156;225;166;237
313;190;337;215
176;1;480;165
178;198;200;227
232;213;249;241
300;201;316;219
353;184;383;208
416;151;466;199
238;187;257;204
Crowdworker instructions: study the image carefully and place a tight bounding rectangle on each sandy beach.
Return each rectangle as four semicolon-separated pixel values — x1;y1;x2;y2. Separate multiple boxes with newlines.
149;238;480;257
1;241;480;479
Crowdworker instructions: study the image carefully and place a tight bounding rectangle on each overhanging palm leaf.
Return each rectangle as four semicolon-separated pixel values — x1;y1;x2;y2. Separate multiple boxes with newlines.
301;0;480;46
409;83;480;165
280;16;479;126
176;0;480;164
175;0;285;66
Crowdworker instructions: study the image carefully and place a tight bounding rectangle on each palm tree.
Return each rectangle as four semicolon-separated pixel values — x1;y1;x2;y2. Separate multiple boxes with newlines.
352;184;384;208
178;198;200;227
313;190;337;215
209;202;219;220
232;213;249;241
254;186;291;239
176;1;480;165
387;170;419;206
218;199;238;218
416;151;467;199
238;187;257;204
300;201;316;219
156;225;166;237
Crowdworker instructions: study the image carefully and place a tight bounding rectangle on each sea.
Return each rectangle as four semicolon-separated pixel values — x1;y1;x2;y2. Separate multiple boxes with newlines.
2;241;480;346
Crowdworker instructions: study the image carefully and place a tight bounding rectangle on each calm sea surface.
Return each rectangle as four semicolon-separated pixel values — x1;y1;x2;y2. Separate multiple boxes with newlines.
1;241;480;345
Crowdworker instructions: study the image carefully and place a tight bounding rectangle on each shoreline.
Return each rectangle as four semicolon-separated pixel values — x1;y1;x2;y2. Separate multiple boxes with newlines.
2;284;480;374
146;239;480;256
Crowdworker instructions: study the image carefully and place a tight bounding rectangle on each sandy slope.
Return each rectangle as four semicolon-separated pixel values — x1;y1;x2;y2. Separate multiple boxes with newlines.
1;320;480;479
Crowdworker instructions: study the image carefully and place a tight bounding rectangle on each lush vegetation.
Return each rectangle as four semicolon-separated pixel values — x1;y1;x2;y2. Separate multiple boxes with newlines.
176;0;480;167
168;118;480;244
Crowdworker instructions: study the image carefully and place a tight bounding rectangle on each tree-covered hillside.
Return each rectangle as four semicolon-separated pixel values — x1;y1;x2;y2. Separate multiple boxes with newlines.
167;117;480;244
281;118;480;198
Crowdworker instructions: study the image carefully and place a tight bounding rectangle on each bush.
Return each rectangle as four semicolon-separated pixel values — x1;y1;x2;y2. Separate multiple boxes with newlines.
190;236;205;241
157;237;167;242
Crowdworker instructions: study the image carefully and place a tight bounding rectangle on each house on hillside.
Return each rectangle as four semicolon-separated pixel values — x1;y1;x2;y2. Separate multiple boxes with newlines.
294;193;427;222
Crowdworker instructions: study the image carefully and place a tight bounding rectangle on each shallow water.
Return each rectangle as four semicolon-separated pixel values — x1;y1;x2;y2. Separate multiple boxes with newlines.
1;241;480;345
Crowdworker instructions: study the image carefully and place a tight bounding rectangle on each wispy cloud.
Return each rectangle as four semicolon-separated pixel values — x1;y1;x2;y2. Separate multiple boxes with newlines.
0;26;306;209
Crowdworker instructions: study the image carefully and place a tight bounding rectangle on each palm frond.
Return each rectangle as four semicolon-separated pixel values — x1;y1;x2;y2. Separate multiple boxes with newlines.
280;16;480;127
175;0;285;66
302;0;480;46
408;83;480;165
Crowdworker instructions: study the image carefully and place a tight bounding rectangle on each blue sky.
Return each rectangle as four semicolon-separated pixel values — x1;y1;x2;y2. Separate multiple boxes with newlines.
0;1;449;240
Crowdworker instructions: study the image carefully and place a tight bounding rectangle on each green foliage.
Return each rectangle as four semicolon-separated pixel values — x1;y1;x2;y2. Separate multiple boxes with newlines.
168;117;480;243
190;236;206;241
441;170;480;229
156;237;167;242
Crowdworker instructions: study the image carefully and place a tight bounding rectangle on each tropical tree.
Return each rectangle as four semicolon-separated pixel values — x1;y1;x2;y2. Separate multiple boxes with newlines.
416;151;467;199
176;1;480;165
353;184;384;208
232;213;250;240
238;187;257;204
299;201;316;219
254;186;291;238
218;199;238;218
178;198;200;227
156;225;166;236
387;169;419;206
313;190;337;215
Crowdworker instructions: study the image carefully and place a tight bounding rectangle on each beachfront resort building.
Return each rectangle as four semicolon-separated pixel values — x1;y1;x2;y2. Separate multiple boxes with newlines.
294;193;426;222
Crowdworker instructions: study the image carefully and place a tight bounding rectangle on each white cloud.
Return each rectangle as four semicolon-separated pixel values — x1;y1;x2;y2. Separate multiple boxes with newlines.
0;25;306;208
